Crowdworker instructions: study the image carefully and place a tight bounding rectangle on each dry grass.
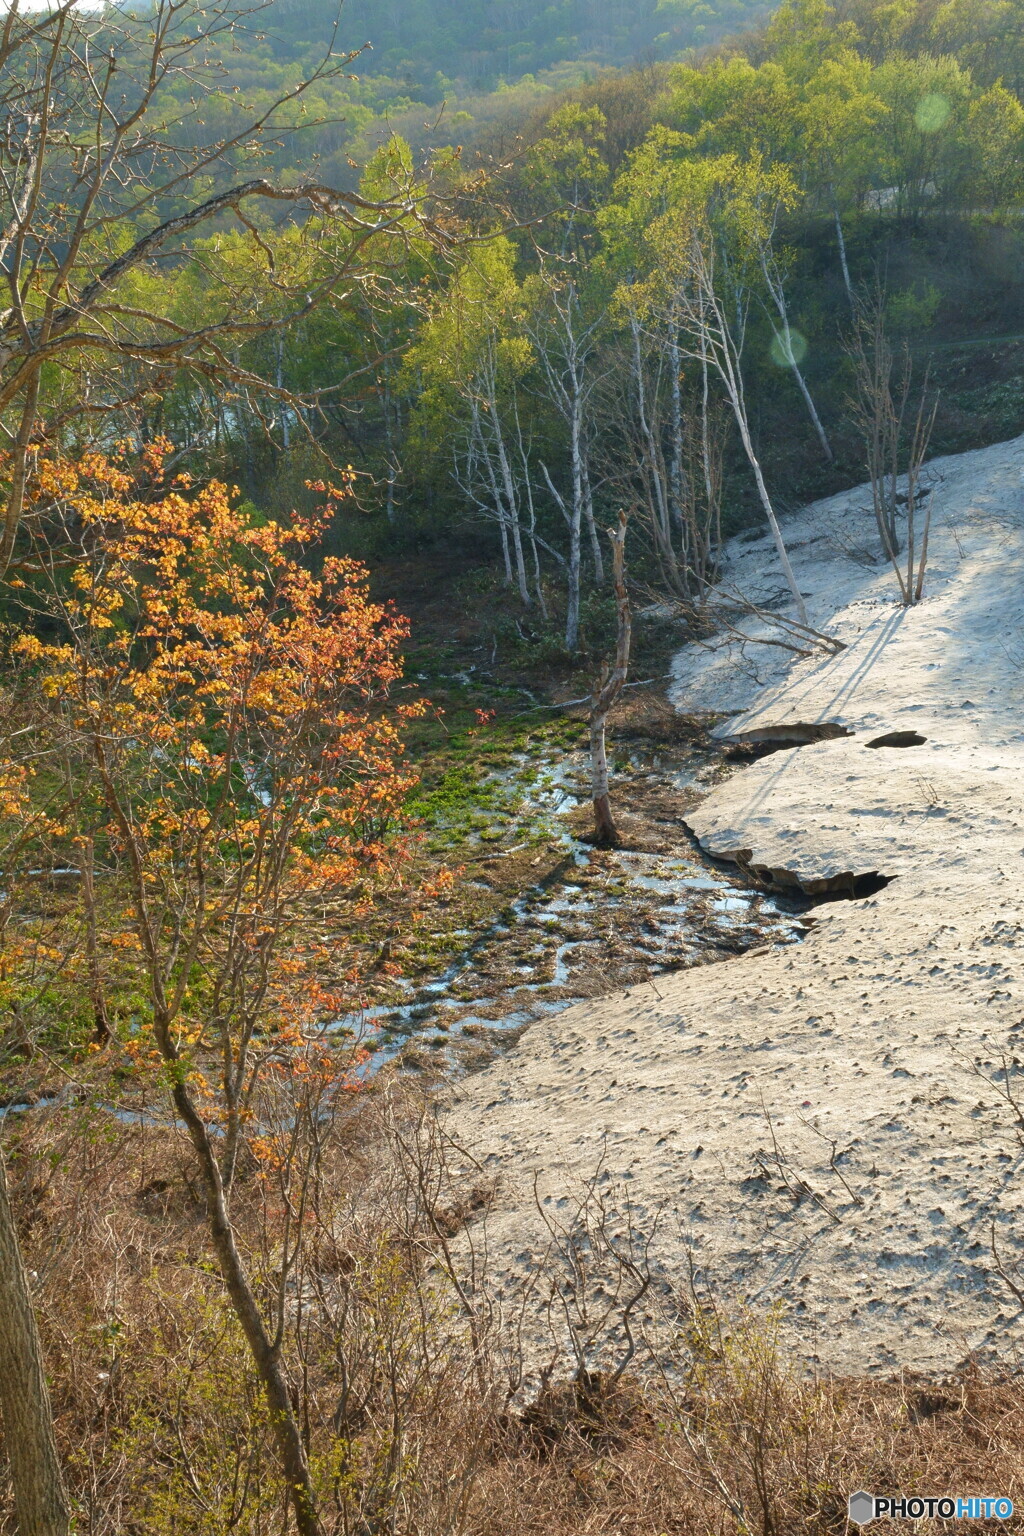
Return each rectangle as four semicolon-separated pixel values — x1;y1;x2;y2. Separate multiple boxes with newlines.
2;1093;1023;1534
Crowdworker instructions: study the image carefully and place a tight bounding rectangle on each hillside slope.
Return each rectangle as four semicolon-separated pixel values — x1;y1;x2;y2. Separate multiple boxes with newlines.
264;0;771;87
447;433;1024;1375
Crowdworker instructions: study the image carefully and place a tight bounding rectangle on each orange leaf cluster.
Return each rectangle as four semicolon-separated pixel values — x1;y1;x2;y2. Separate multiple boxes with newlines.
3;442;421;1104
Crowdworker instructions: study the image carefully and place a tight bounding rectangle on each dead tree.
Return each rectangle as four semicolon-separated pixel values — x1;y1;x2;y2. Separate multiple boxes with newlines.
758;244;833;462
847;289;938;605
452;343;536;607
589;513;631;848
596;306;726;604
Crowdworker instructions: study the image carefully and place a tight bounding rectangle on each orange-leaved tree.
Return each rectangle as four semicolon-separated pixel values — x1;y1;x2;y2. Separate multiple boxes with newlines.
11;443;421;1535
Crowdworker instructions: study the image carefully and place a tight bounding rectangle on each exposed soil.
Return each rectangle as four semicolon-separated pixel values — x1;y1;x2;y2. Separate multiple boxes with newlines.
446;428;1024;1379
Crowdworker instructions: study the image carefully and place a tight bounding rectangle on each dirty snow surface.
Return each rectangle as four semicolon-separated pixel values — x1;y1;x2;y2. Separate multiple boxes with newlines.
447;433;1024;1376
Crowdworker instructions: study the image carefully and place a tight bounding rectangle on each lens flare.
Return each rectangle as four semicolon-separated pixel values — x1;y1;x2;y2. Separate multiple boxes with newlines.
915;92;951;132
770;328;808;367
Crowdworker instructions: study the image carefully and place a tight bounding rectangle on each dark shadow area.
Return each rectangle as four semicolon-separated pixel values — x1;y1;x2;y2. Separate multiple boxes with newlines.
746;863;894;900
812;871;894;901
866;731;928;748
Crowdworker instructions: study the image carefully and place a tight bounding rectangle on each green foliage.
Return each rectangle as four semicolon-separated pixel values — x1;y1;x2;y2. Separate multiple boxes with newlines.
263;0;770;95
887;278;942;331
9;0;1024;615
105;1291;281;1536
32;0;1021;587
404;236;531;470
395;0;1024;588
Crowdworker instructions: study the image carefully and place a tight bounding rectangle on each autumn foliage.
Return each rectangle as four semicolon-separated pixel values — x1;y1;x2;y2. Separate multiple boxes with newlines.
10;444;418;1014
1;444;424;1534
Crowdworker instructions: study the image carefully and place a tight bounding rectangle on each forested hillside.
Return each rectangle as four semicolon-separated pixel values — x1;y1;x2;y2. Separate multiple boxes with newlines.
106;0;1024;655
1;0;1024;1528
273;0;772;87
127;0;774;178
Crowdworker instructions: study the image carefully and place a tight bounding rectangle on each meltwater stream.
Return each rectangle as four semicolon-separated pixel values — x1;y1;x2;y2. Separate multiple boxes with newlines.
0;740;810;1125
340;744;810;1076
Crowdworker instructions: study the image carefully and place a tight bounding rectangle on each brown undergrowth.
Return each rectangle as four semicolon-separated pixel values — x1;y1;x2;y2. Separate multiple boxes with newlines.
2;1087;1023;1534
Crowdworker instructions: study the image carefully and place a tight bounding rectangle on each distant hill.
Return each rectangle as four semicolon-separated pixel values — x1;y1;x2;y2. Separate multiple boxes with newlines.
262;0;773;93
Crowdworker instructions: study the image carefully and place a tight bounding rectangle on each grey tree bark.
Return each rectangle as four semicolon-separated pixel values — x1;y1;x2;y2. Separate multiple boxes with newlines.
0;1145;71;1536
528;274;604;648
759;250;833;462
589;514;631;848
834;201;855;310
676;240;810;626
166;1074;323;1536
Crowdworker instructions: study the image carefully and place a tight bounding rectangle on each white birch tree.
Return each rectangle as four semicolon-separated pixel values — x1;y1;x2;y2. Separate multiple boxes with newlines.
616;151;810;624
406;240;547;610
524;267;607;650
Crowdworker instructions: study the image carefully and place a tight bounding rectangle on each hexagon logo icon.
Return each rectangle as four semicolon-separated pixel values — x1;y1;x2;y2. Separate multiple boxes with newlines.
848;1491;875;1526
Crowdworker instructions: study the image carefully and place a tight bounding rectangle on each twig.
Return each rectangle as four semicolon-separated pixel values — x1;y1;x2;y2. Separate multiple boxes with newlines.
710;584;847;653
511;677;663;717
990;1221;1024;1312
799;1116;865;1206
757;1088;840;1221
956;1046;1024;1146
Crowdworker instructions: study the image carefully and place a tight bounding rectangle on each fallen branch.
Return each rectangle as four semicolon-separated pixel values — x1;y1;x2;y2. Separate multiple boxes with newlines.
709;584;847;654
513;676;661;718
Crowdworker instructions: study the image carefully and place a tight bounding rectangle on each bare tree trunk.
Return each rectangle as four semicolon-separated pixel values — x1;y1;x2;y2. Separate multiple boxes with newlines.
469;404;514;588
567;413;585;651
628;312;682;592
694;355;724;600
668;314;690;576
495;495;514;589
590;514;631;848
524;481;547;616
276;335;291;452
165;1070;323;1536
0;1146;71;1536
82;834;111;1045
513;400;548;617
743;444;808;624
528;272;603;639
760;252;833;461
581;452;604;585
0;374;41;578
834;200;854;311
490;380;531;606
907;386;938;603
383;369;399;527
463;380;531;605
721;351;810;626
790;351;833;462
541;461;581;651
914;498;932;602
715;327;808;624
698;340;721;599
848;293;937;605
677;243;808;625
